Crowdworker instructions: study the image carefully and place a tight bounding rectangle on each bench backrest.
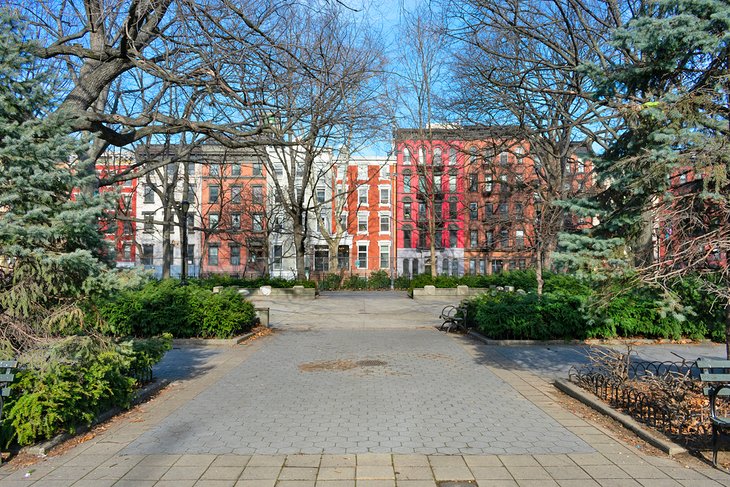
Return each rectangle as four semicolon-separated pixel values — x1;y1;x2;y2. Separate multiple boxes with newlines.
0;360;17;398
697;358;730;397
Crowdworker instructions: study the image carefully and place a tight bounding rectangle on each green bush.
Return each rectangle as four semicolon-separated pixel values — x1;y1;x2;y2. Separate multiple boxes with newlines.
96;279;257;338
191;275;316;290
318;273;343;291
368;270;391;290
469;291;588;340
200;289;256;338
3;335;171;447
343;275;367;290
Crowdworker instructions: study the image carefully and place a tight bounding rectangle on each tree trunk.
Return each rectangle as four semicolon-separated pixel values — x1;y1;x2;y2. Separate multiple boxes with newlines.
328;240;339;273
293;218;307;280
161;204;172;279
536;246;544;296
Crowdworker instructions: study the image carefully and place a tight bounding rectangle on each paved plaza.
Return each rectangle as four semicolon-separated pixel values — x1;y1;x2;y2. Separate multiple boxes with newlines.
0;292;729;486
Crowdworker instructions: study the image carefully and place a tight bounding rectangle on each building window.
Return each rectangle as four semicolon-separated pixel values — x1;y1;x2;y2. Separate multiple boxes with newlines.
121;243;131;261
273;244;282;270
186;213;194;231
449;199;457;219
380;214;390;233
379;244;390;269
577;161;585;173
469;202;478;220
517;259;526;270
275;163;283;176
449;148;457;165
403;147;411;165
380;164;390;179
435;229;443;248
515;229;525;249
469;173;478;192
314;246;329;272
338;245;349;269
252;185;263;204
470;230;478;248
469;259;476;274
186;244;195;265
358;213;368;233
499;153;509;165
230;245;241;266
449;175;457;192
403;173;412;193
418;146;425;165
418;228;427;249
253;161;263;176
357;244;368;269
433;147;442;166
208;245;219;266
316;187;326;204
209;213;219;229
492;259;503;274
210;163;220;176
123;221;133;235
486;231;494;248
252;213;263;232
449;228;458;248
231;163;241;176
141;244;154;266
418;201;426;221
403;228;412;248
470;146;477;164
442;257;449;276
231;213;241;230
209;185;219;203
403;201;412;220
339;213;347;231
358;186;368;205
500;230;509;248
515;203;523;217
451;258;459;277
143;212;154;233
499;203;508;216
485;175;493;192
232;185;242;204
188;161;196;175
380;187;390;205
144;185;155;204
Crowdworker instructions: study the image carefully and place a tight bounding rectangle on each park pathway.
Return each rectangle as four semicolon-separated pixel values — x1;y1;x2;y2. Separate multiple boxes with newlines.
0;291;728;486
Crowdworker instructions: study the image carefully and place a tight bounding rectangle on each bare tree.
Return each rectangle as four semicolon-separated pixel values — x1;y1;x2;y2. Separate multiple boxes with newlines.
394;6;451;278
447;0;635;292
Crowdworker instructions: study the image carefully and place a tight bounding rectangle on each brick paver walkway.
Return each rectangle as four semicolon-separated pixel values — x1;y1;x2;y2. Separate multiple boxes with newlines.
0;292;728;486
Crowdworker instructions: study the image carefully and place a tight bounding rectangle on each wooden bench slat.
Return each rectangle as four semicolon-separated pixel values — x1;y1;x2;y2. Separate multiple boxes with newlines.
697;359;730;369
699;373;730;383
0;361;17;368
0;374;14;383
704;386;730;396
0;387;10;397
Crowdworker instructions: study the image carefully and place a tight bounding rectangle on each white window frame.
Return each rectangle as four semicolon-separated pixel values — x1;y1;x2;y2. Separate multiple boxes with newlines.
379;185;390;205
379;212;390;234
379;242;390;269
357;212;368;234
358;186;368;205
357;243;369;270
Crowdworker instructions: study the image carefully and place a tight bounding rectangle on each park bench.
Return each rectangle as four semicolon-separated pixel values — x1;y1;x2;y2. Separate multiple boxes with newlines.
0;360;17;464
439;305;468;333
697;358;730;466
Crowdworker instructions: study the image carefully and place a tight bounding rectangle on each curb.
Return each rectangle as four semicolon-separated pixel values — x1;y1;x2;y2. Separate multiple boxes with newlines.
554;378;687;456
26;378;170;457
467;330;584;346
172;331;255;348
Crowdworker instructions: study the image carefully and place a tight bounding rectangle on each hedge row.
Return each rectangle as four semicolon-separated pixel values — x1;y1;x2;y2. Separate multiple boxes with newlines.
95;279;257;338
464;275;723;341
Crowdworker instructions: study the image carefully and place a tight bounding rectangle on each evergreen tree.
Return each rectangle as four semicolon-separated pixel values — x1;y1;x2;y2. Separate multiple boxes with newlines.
0;11;111;356
562;0;730;352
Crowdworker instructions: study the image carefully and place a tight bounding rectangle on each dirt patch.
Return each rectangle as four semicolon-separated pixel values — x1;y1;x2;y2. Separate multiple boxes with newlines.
299;360;358;372
244;325;274;342
356;360;387;367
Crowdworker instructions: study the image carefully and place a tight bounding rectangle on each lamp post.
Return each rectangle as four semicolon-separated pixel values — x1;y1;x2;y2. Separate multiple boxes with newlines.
180;199;190;285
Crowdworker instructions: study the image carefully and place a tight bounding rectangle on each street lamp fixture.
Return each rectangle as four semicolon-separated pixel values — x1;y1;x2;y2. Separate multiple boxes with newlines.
180;199;190;285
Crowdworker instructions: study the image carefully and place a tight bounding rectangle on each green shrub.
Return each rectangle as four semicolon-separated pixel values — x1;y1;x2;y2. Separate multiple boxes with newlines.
318;273;342;291
343;275;367;290
190;276;316;290
368;270;390;290
1;335;172;448
393;275;412;289
96;279;257;338
200;289;256;338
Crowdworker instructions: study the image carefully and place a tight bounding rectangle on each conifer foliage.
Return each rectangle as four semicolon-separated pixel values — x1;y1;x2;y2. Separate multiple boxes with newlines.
571;0;730;351
0;12;110;356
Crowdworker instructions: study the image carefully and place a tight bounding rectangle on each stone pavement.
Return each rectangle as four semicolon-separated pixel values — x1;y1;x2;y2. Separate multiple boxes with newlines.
0;291;728;486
